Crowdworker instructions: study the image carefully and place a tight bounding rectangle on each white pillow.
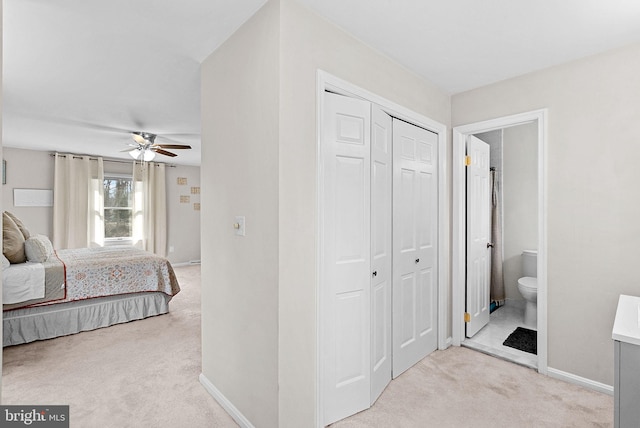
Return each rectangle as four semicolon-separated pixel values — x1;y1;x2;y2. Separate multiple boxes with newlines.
24;235;54;263
1;254;10;269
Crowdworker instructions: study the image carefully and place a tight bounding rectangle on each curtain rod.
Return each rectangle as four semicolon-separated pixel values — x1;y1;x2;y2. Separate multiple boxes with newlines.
50;153;176;167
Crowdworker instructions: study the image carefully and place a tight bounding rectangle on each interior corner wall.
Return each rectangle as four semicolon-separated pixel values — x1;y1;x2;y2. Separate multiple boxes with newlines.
451;42;640;386
200;1;280;427
165;165;201;264
278;0;451;426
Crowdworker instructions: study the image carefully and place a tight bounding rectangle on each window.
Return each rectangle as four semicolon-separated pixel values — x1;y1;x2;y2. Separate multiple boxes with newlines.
103;175;133;239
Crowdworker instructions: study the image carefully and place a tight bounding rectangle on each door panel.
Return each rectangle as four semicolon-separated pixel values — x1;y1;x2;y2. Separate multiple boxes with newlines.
398;168;416;252
465;135;491;338
418;268;435;335
400;273;417;347
370;105;392;404
392;119;438;377
322;92;371;425
372;281;388;366
335;291;367;386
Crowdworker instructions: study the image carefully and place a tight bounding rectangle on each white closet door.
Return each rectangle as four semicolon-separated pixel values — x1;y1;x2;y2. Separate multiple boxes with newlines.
392;118;438;377
465;135;491;337
321;92;372;425
370;105;392;403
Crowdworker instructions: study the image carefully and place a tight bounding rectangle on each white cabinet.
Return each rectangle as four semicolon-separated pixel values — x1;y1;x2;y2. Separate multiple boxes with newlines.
612;295;640;427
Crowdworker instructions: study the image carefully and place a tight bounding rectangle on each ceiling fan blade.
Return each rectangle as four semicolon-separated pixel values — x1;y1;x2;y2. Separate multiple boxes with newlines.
152;148;178;157
154;135;194;146
159;132;200;137
120;147;138;152
132;133;147;144
152;144;192;150
132;131;157;144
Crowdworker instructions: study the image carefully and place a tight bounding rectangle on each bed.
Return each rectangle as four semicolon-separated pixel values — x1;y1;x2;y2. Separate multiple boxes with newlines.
2;242;180;347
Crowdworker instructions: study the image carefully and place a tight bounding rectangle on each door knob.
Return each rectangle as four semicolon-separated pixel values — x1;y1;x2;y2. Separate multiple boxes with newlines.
415;258;420;264
372;271;377;277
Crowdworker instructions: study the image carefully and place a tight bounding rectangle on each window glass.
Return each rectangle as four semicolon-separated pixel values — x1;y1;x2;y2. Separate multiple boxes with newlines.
104;177;133;238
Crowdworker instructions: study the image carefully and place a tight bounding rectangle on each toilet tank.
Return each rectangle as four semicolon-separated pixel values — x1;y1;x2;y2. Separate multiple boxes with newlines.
522;250;537;278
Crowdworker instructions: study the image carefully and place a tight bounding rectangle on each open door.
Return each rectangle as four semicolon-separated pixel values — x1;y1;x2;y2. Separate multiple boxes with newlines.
465;135;490;338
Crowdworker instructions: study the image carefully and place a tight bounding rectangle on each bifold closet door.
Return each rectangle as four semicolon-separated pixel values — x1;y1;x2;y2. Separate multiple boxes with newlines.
321;92;438;423
370;105;392;404
321;92;372;425
392;118;438;377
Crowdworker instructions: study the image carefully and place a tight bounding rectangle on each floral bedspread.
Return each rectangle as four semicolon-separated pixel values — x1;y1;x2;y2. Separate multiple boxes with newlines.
54;246;180;302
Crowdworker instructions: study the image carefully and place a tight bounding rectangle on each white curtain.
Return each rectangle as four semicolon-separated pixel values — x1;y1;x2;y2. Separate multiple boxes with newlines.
132;162;167;256
53;153;105;249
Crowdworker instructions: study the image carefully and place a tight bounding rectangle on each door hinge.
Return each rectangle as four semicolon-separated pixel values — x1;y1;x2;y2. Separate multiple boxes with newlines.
464;312;471;323
465;155;471;166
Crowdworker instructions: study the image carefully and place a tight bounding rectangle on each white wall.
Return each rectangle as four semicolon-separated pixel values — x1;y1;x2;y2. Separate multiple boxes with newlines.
502;122;537;301
200;1;280;427
2;148;54;237
452;42;640;386
1;147;199;263
165;165;201;264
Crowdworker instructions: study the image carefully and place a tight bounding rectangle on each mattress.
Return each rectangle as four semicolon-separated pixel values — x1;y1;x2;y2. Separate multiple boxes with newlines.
3;262;45;304
3;255;66;310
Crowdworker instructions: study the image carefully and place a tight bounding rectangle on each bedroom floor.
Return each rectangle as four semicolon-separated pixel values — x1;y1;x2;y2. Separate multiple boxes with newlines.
2;264;238;428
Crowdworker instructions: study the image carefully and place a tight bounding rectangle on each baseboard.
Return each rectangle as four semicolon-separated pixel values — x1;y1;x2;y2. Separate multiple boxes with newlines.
547;367;613;396
440;336;453;350
199;373;255;428
171;260;200;267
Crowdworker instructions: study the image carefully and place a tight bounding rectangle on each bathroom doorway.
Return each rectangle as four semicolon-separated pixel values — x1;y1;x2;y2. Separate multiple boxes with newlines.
451;110;548;375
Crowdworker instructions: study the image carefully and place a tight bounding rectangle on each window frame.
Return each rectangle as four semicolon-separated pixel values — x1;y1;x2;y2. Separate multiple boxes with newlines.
103;173;134;243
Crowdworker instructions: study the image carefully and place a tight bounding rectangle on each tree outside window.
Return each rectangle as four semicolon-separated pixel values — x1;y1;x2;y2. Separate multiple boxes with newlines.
103;176;133;239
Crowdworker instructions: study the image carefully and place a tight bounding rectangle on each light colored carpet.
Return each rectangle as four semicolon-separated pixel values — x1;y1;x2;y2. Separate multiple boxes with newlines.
332;347;613;428
3;265;613;427
2;265;238;428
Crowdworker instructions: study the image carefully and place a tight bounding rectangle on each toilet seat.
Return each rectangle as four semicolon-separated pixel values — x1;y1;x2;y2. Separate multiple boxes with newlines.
518;276;537;291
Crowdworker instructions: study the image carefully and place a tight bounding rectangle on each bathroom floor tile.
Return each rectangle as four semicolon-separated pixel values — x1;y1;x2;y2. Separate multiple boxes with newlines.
462;300;537;369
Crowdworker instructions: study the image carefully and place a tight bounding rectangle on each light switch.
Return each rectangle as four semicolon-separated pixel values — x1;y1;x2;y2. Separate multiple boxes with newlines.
234;216;246;236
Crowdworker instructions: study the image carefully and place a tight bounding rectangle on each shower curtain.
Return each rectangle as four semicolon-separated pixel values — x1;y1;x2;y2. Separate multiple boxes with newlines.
490;169;505;305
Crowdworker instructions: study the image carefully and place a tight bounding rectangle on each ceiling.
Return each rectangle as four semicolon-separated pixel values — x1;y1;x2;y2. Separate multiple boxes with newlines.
4;0;640;166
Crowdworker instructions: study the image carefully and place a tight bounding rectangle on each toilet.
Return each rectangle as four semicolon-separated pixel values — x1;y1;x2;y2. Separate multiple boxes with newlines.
517;250;538;328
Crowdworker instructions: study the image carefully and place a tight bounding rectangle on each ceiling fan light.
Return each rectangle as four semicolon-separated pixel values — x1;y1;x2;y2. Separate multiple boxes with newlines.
142;149;156;161
129;149;141;159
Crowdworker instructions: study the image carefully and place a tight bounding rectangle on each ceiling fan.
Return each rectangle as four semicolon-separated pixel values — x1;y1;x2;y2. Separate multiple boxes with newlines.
123;131;192;161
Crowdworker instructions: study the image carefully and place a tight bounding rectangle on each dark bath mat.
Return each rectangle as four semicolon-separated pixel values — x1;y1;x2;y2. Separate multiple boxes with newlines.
503;327;537;355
